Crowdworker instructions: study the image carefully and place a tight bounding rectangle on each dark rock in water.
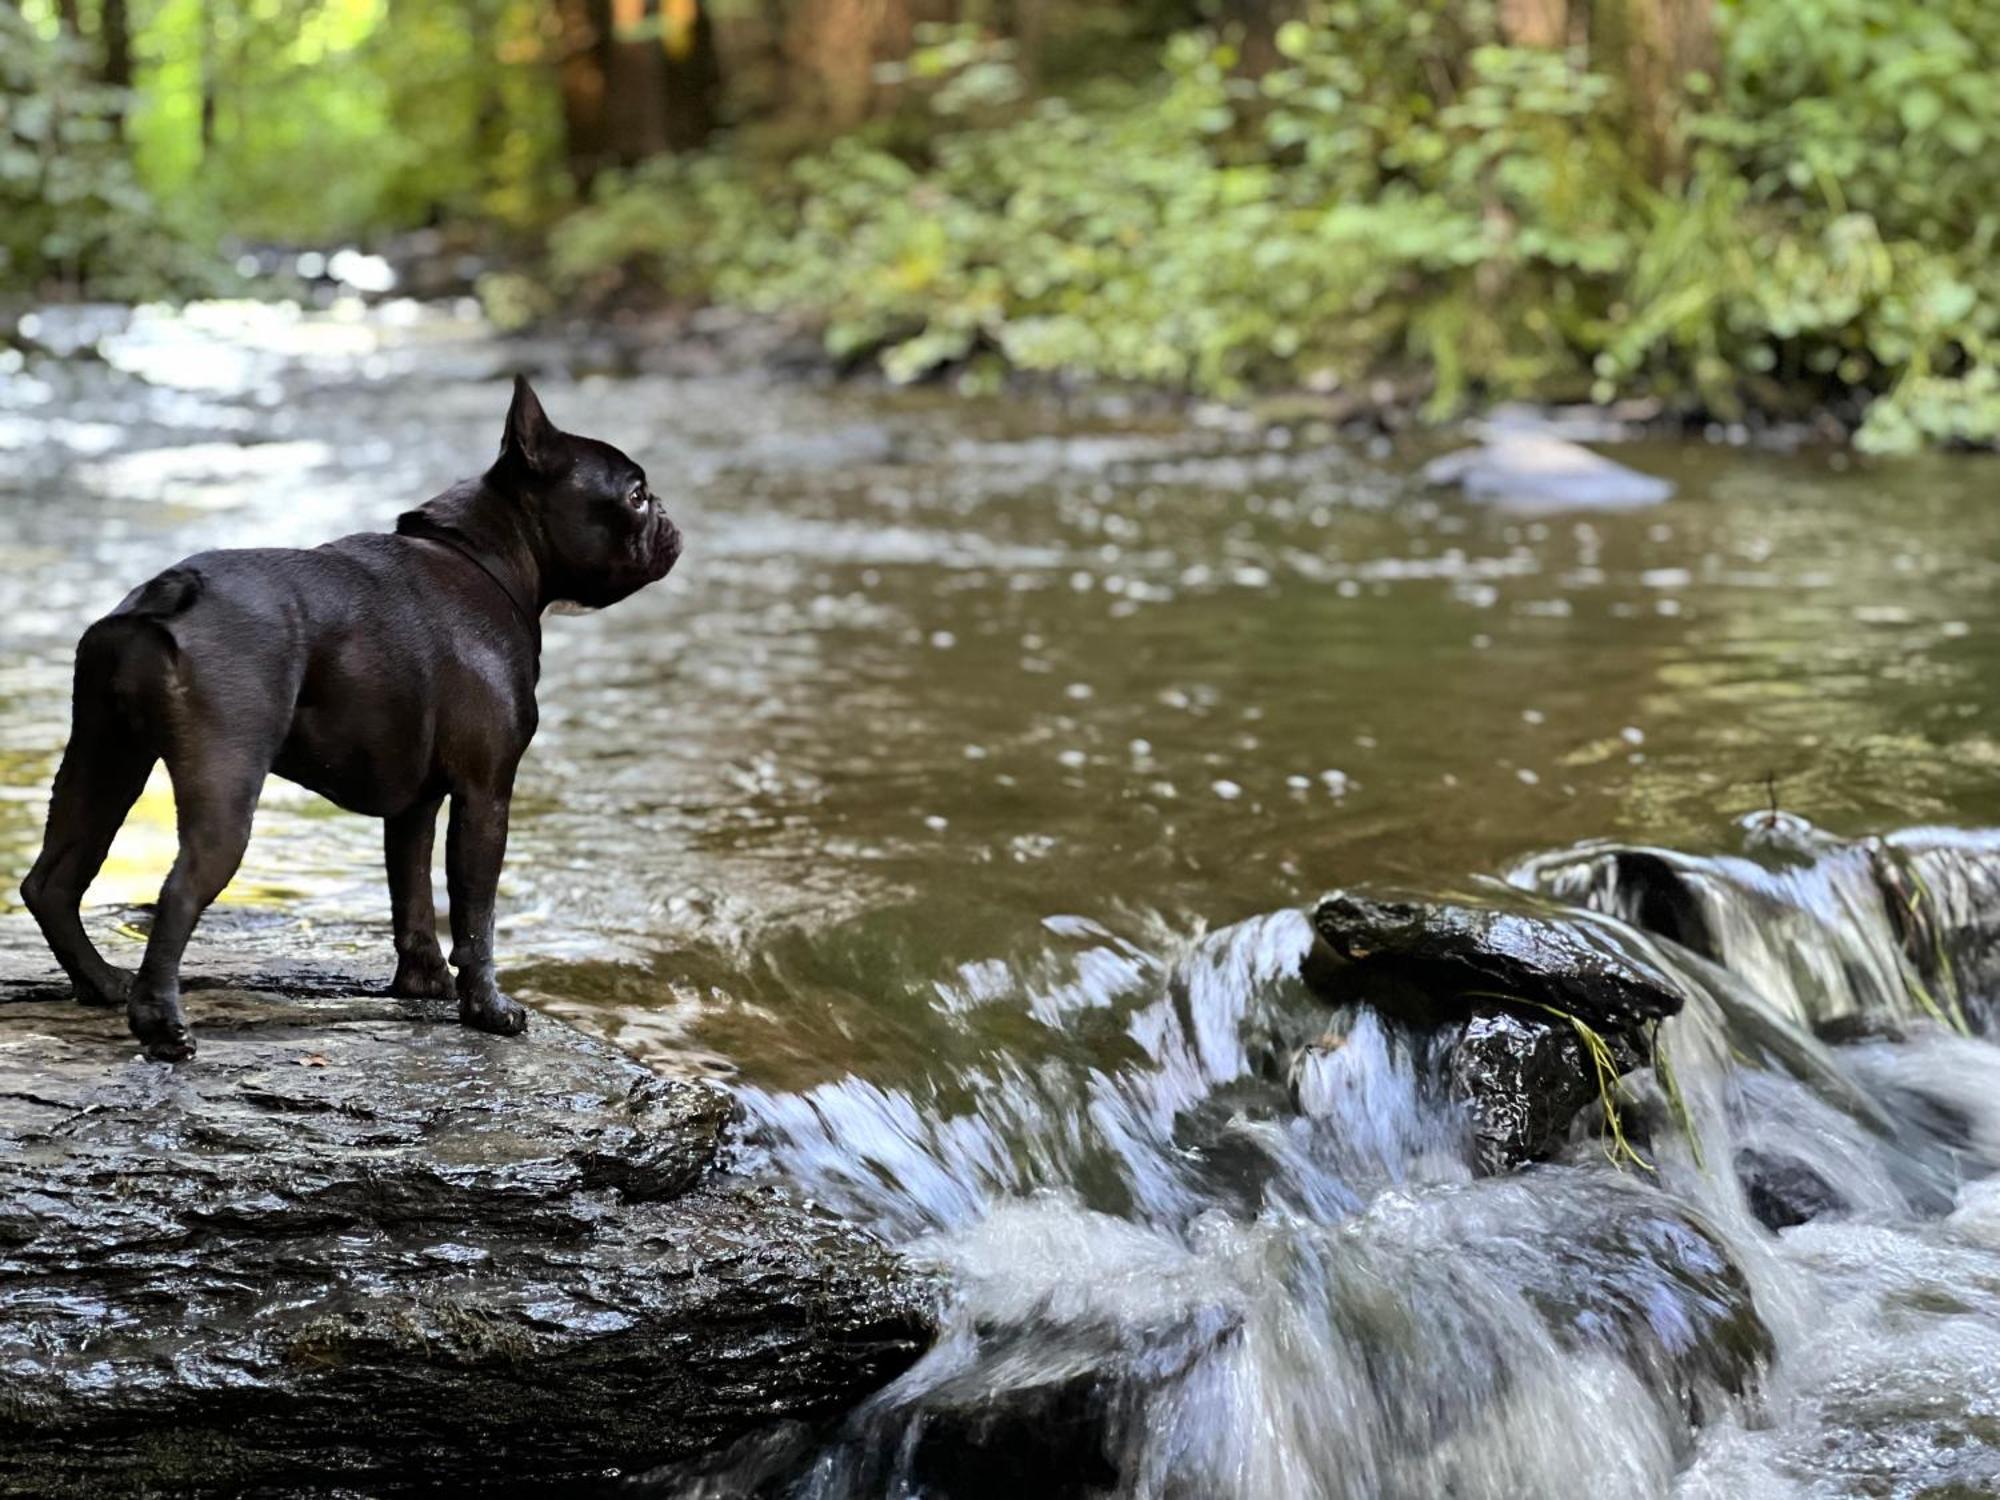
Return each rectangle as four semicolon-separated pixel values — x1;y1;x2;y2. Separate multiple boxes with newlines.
1734;1147;1849;1231
1510;1188;1772;1414
1422;430;1673;512
1877;829;2000;1034
1325;1176;1770;1460
895;1341;1127;1500
0;981;935;1497
1310;891;1686;1034
1306;893;1679;1176
1448;1008;1646;1173
1521;821;2000;1038
1601;850;1718;963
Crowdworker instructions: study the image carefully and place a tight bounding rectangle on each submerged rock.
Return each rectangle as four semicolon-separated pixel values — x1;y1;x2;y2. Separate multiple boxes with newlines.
1422;430;1674;511
0;979;935;1497
1509;1187;1772;1414
1734;1147;1849;1231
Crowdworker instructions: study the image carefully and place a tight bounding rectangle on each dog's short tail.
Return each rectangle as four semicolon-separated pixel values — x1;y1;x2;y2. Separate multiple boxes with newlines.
111;566;203;628
75;567;202;747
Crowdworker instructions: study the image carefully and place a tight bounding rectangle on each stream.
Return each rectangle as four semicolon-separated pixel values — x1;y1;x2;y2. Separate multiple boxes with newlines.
5;298;2000;1498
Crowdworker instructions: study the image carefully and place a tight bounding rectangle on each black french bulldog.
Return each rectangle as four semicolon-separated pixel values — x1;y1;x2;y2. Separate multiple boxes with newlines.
19;377;680;1061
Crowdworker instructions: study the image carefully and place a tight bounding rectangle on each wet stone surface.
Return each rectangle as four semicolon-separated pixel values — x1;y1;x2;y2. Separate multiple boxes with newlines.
1309;891;1686;1035
1305;892;1676;1173
1448;1007;1646;1174
0;975;936;1497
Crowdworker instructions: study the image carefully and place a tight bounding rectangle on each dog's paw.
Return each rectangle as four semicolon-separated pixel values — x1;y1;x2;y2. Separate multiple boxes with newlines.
459;990;529;1037
128;999;196;1063
391;950;453;1000
77;968;135;1008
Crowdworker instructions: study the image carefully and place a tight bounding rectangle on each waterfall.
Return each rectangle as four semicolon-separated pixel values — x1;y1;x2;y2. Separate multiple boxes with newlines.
676;818;2000;1499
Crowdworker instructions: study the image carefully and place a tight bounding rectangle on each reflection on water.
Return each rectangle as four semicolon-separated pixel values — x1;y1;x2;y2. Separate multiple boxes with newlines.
6;300;2000;1496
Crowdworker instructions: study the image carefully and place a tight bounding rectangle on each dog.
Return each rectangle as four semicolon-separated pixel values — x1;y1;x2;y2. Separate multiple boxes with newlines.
19;377;681;1061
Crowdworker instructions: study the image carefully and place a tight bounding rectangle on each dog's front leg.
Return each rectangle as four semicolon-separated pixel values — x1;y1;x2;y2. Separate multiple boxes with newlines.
385;796;451;999
445;785;528;1036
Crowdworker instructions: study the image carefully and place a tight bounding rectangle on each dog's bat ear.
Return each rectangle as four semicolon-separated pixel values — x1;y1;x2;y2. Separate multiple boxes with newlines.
501;375;561;474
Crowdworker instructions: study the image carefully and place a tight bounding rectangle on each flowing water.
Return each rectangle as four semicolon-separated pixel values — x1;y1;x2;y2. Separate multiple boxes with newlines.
6;299;2000;1497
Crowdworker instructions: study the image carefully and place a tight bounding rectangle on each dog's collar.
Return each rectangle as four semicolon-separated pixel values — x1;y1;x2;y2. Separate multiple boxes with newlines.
421;534;541;637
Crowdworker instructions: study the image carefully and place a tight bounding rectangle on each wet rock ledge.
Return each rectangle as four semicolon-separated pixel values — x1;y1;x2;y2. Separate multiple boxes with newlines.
0;978;935;1497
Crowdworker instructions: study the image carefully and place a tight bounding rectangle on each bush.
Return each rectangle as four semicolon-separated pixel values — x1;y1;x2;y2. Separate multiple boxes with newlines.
0;10;216;302
551;5;2000;450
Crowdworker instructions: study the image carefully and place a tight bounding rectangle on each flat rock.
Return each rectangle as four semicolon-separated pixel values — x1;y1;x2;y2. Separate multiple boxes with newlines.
1423;430;1674;511
1310;891;1686;1034
0;979;934;1497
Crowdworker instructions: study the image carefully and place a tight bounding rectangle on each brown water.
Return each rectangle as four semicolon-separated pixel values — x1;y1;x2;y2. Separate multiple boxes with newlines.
9;300;2000;1499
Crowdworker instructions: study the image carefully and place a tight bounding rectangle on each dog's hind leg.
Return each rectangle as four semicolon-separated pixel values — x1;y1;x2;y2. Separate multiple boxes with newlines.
385;795;451;998
126;748;267;1062
21;622;162;1007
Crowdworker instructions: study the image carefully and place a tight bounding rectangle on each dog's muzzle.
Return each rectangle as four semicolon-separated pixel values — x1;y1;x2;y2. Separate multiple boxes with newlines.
652;513;683;577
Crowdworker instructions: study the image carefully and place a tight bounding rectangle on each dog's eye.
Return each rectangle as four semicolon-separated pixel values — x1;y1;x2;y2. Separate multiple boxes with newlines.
627;485;646;509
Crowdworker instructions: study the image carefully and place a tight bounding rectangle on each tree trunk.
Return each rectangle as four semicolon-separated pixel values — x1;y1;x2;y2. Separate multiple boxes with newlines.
1602;0;1714;178
554;0;719;191
785;0;911;130
1499;0;1572;49
200;0;218;152
101;0;133;85
1498;0;1714;183
101;0;133;132
467;0;507;171
1228;0;1299;77
657;0;720;151
57;0;81;34
554;0;614;188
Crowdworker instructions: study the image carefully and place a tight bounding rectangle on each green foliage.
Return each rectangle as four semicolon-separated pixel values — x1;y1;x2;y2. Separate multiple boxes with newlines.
554;0;2000;449
3;0;565;298
0;10;216;300
124;0;564;243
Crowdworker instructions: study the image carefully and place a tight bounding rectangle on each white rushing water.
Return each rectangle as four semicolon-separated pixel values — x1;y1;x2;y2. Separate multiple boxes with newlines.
699;817;2000;1500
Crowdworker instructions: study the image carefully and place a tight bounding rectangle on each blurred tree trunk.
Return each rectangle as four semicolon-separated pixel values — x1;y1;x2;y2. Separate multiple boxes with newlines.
1004;0;1046;88
200;0;218;152
657;0;721;149
554;0;614;185
555;0;719;189
785;0;911;130
605;0;720;154
1499;0;1573;49
470;0;508;168
1228;0;1298;76
1601;0;1714;176
57;0;81;34
100;0;133;132
1498;0;1714;180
